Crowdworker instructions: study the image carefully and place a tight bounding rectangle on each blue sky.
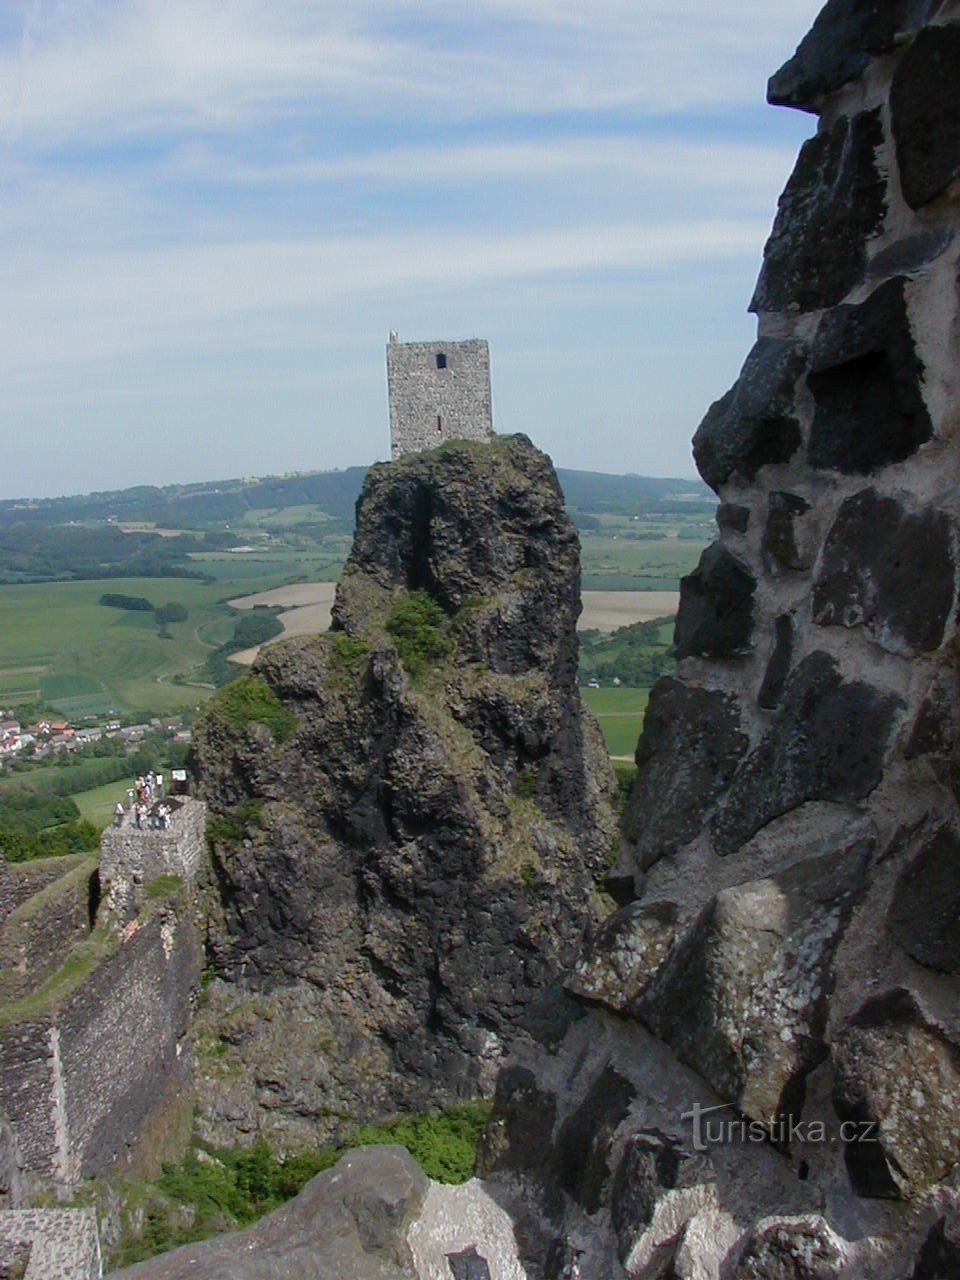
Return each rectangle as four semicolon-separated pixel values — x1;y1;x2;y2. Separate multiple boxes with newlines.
0;0;822;499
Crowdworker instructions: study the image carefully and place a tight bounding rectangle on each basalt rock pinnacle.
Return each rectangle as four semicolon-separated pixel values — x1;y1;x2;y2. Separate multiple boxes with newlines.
190;434;616;1147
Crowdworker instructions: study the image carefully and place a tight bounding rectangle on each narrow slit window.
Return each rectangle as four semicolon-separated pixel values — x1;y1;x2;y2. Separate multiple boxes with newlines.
436;353;447;369
437;415;443;434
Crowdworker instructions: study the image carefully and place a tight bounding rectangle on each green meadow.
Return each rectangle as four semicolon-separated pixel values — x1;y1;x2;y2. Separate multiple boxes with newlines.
581;685;649;758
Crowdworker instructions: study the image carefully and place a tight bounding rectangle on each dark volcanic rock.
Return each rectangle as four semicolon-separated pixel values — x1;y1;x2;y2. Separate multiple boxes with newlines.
713;652;901;855
611;1131;716;1274
446;1247;491;1280
807;278;933;474
114;1146;427;1279
622;677;748;871
767;0;936;110
191;436;617;1142
910;1217;960;1280
550;1065;636;1213
758;614;794;711
868;228;955;280
888;825;960;973
674;544;756;660
763;492;811;576
565;900;678;1013
475;1065;557;1179
813;489;954;655
891;24;960;210
751;111;886;312
693;339;805;491
717;503;750;534
833;991;960;1199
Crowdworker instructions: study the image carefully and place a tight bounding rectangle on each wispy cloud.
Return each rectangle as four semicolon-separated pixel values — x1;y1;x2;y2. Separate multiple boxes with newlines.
1;0;817;144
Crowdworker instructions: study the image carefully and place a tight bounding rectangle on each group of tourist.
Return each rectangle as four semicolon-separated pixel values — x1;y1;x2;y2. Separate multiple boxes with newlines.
112;770;173;831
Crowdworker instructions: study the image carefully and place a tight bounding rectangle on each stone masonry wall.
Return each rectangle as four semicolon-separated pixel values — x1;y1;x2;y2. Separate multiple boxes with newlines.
99;798;206;913
0;901;201;1185
0;861;94;1001
386;335;493;459
482;4;960;1277
0;1208;101;1279
58;905;201;1180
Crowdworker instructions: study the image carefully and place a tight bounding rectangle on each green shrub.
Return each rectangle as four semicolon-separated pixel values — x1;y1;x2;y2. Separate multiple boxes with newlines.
612;760;637;814
386;591;452;678
108;1102;492;1268
207;800;265;849
209;678;297;743
145;874;183;900
513;769;536;800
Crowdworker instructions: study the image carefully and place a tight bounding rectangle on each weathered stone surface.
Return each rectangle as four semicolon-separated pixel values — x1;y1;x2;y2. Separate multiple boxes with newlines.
610;1131;717;1276
674;544;756;661
807;278;932;475
622;678;747;871
767;0;936;110
813;489;953;655
717;503;750;534
905;687;956;761
758;615;794;711
763;493;811;576
564;900;678;1014
713;652;901;855
832;991;960;1199
888;826;960;973
114;1146;427;1279
0;1118;20;1211
891;23;960;210
192;436;617;1143
751;111;885;312
640;845;869;1126
731;1215;846;1279
693;340;805;491
909;1216;960;1280
550;1066;636;1213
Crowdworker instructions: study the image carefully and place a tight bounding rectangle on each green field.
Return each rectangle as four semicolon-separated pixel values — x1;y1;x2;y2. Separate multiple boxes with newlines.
74;776;138;829
580;523;706;591
582;685;649;758
0;561;318;718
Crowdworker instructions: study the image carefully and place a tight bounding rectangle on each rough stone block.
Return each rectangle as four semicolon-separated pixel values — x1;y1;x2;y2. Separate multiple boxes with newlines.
565;900;678;1014
887;825;960;973
767;0;936;110
731;1215;846;1279
891;23;960;209
812;489;953;655
762;492;811;576
758;615;794;711
693;340;805;492
751;111;885;312
675;545;756;661
713;652;901;855
832;990;960;1199
807;278;932;475
717;503;750;534
622;678;747;871
639;844;869;1127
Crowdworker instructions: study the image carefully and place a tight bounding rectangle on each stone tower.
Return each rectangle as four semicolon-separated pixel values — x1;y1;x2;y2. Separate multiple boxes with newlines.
386;332;493;459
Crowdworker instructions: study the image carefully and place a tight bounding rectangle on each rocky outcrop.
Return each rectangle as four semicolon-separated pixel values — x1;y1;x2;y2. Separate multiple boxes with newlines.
479;3;960;1276
191;434;616;1147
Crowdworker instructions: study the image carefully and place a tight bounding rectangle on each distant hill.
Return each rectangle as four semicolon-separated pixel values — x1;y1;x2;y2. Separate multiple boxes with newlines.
0;456;713;584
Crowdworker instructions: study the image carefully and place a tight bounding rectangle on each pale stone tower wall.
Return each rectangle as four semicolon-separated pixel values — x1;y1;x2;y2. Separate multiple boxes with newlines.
386;333;493;459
